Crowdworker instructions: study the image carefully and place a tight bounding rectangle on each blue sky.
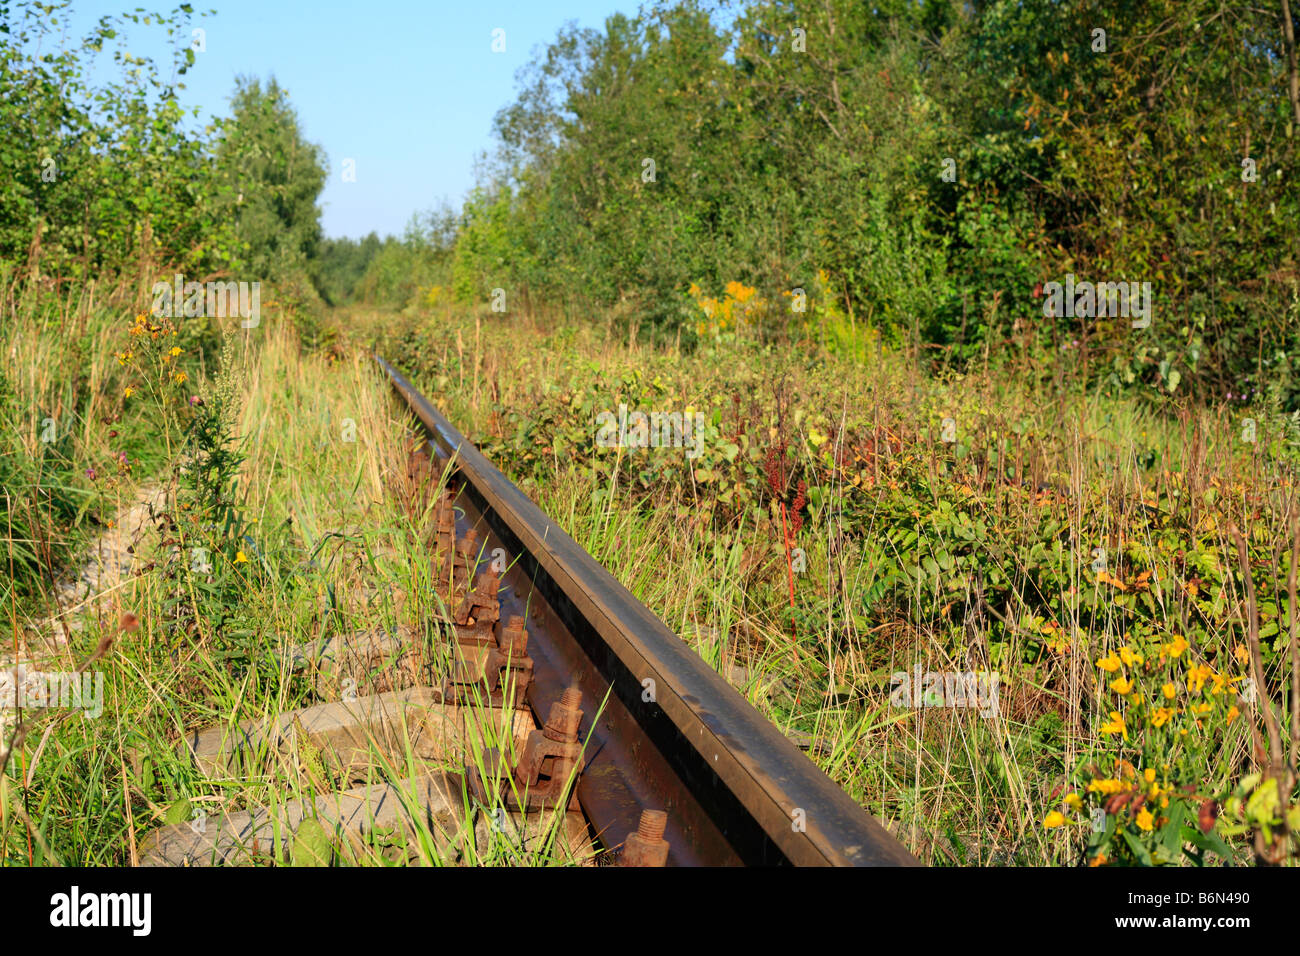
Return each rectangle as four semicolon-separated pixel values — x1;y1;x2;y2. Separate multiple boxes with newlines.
62;0;637;239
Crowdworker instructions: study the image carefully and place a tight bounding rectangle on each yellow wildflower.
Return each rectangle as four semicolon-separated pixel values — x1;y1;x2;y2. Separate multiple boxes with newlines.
1144;768;1156;784
1110;676;1133;695
1043;811;1067;829
1150;707;1175;728
727;281;757;305
1119;646;1143;667
1087;778;1125;795
1064;792;1083;811
234;551;249;564
1099;711;1127;739
1226;705;1240;725
124;386;136;398
1162;682;1176;700
1164;634;1189;659
1187;663;1212;694
1136;808;1154;831
1096;652;1122;673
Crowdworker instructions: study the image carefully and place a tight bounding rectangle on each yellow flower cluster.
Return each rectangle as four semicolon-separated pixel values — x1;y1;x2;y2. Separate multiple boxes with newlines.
1098;710;1127;738
120;309;189;400
688;280;764;335
129;311;177;340
1045;631;1255;855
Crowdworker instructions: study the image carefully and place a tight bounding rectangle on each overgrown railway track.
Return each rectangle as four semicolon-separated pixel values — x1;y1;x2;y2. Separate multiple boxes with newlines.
135;359;915;867
376;357;916;867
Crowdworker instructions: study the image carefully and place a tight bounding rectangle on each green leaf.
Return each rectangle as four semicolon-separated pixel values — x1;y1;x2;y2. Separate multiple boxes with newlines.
1183;825;1235;864
1159;801;1185;859
291;819;333;866
162;798;192;826
1121;829;1153;866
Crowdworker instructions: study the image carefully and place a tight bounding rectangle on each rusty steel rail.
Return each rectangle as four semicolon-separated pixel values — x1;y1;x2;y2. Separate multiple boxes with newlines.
377;356;917;867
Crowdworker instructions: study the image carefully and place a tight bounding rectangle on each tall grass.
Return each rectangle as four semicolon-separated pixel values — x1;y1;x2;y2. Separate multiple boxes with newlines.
2;294;589;866
358;302;1300;866
6;282;1298;867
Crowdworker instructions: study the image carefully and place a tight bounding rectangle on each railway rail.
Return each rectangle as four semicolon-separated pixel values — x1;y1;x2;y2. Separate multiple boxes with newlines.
376;357;917;867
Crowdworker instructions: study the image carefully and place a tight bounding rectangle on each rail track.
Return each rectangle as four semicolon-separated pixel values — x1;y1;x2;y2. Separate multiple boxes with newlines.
375;358;915;867
137;358;915;867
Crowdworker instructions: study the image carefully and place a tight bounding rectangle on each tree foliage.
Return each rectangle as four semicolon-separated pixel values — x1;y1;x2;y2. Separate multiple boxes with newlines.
459;0;1300;401
0;2;327;296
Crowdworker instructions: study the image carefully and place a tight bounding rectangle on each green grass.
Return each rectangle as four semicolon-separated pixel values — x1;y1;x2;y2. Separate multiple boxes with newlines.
2;298;591;866
3;285;1299;867
357;301;1300;867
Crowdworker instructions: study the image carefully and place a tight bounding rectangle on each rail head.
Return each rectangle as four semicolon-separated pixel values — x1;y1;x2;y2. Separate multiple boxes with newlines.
377;355;918;867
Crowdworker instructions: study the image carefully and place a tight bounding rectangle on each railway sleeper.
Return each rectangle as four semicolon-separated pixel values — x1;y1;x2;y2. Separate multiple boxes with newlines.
137;771;594;866
292;624;438;699
181;687;533;783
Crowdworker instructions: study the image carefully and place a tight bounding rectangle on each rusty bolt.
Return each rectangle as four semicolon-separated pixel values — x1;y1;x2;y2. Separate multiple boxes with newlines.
500;614;528;654
481;614;533;707
543;686;583;743
510;685;584;807
454;567;501;626
622;809;670;867
436;496;456;531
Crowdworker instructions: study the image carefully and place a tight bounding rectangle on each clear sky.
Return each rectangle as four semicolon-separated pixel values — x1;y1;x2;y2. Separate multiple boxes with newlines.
61;0;636;239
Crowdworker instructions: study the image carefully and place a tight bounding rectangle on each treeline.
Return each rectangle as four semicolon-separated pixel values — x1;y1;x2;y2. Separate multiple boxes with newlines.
448;0;1300;403
6;1;1299;403
318;207;457;308
0;0;456;315
0;2;330;309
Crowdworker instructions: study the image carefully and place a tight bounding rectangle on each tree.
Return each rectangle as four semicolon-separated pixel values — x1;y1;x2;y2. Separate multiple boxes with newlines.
214;76;327;282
